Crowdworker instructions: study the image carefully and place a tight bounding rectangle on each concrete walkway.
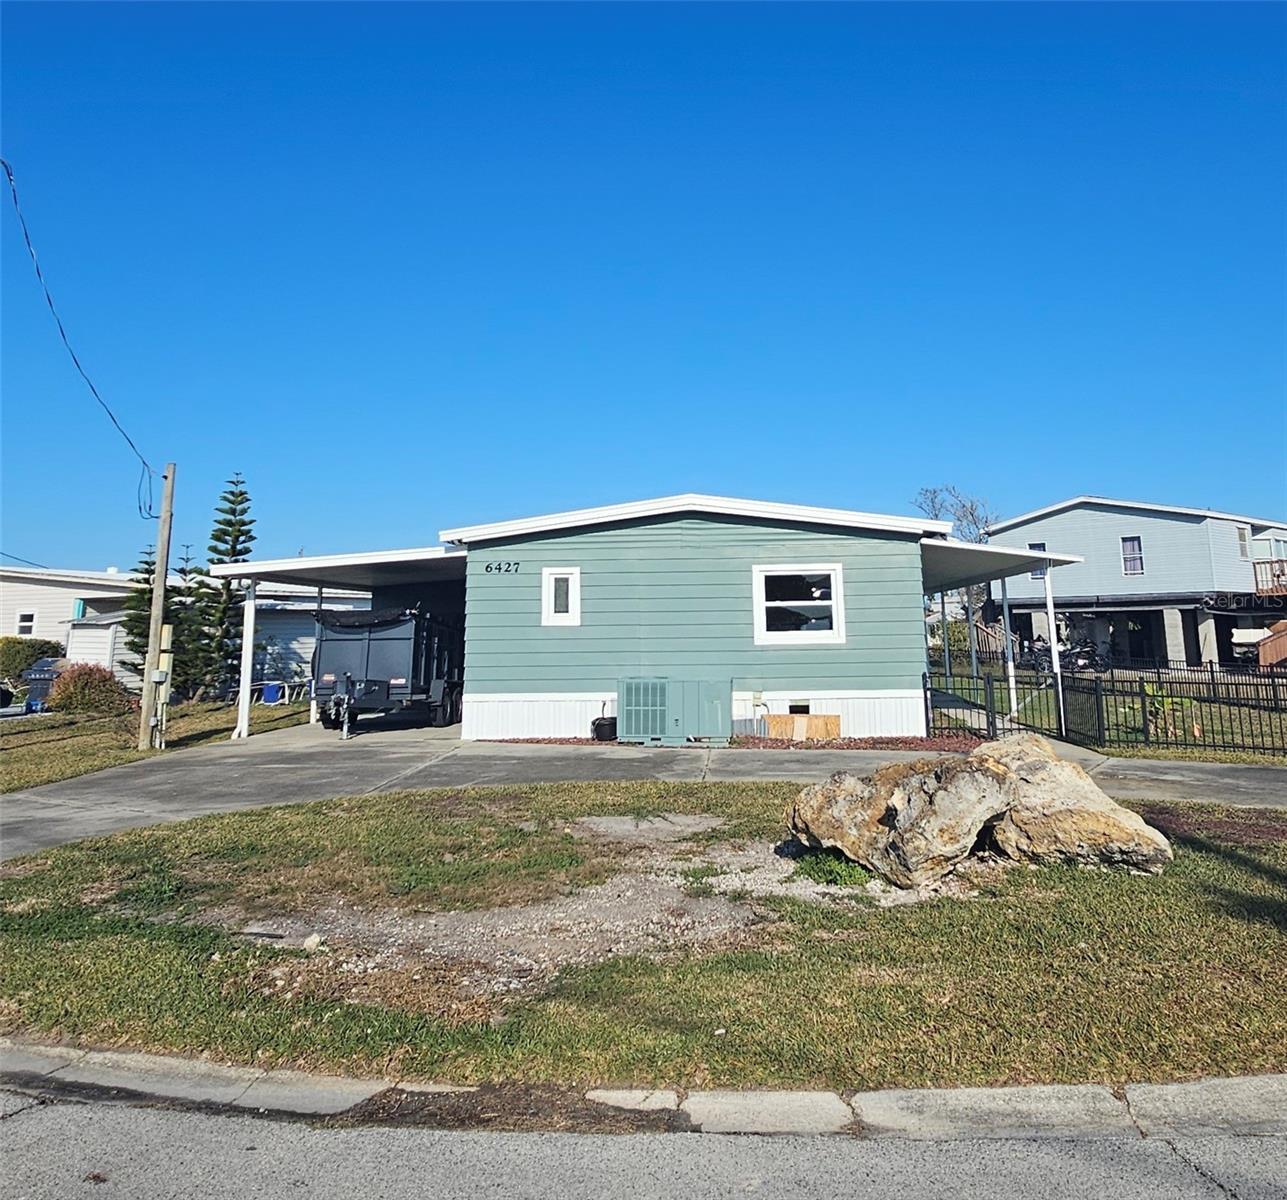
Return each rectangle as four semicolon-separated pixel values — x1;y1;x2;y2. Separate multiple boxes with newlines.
3;719;1285;860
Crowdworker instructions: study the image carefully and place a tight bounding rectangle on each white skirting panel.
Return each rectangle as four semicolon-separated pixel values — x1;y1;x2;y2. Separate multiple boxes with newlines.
462;693;617;741
463;689;924;740
731;689;926;738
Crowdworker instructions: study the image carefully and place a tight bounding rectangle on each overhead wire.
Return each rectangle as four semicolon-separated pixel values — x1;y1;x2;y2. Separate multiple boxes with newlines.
1;157;158;518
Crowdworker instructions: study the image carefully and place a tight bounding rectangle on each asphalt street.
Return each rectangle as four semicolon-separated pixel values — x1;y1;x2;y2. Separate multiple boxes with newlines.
3;1095;1285;1200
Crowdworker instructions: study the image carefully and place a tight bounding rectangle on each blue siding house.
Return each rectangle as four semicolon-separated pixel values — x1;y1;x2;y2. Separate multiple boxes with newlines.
212;494;1074;740
988;497;1287;665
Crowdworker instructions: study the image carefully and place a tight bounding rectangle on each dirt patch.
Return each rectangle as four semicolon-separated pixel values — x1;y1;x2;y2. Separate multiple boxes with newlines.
573;814;726;843
226;872;761;999
1134;803;1287;848
333;1083;689;1133
240;949;498;1024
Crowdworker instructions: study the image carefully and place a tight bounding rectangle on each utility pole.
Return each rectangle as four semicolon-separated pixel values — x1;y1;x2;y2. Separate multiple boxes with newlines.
137;462;176;751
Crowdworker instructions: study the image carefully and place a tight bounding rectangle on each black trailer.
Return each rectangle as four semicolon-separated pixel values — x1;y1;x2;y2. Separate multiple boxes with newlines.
312;608;463;737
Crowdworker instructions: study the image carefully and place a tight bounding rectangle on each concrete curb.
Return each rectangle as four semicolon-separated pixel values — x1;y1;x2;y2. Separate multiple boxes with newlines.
3;1039;1285;1138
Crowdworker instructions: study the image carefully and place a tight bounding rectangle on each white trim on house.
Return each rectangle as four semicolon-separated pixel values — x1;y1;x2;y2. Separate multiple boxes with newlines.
14;609;37;636
540;567;581;626
461;687;926;740
440;493;952;545
988;496;1286;535
750;563;846;647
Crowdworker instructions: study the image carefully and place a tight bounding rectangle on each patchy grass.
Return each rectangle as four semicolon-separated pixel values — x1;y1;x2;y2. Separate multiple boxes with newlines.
792;847;873;888
0;702;309;793
1105;745;1287;768
0;784;1283;1090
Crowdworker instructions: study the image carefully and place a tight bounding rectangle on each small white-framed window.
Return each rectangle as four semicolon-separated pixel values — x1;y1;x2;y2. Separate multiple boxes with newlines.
1121;535;1145;576
15;612;36;636
541;567;581;626
1028;543;1047;580
1236;526;1251;559
752;564;845;646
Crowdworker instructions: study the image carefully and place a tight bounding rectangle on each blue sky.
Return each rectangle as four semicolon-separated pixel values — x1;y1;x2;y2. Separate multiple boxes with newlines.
3;2;1285;567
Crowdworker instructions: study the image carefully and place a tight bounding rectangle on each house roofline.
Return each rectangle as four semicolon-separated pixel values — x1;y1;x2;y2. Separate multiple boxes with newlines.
439;493;952;545
987;496;1286;535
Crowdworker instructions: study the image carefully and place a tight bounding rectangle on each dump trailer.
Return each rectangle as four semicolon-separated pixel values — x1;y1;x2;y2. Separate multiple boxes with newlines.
312;608;463;737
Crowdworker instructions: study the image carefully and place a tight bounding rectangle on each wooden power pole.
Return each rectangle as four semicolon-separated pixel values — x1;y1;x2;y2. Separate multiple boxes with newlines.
137;462;177;751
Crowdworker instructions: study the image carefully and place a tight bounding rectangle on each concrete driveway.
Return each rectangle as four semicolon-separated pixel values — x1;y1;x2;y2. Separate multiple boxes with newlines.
3;718;1284;860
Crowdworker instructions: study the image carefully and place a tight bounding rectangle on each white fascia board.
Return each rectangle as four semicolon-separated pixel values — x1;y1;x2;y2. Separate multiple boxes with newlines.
439;493;952;544
207;547;463;580
987;496;1286;535
924;537;1083;566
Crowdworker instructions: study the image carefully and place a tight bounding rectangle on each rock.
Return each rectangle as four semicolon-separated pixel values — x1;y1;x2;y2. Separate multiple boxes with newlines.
787;734;1172;889
302;933;323;953
788;756;1013;888
976;738;1173;873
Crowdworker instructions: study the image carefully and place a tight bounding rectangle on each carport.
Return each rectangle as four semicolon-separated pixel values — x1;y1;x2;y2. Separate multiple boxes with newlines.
209;546;466;738
920;537;1083;731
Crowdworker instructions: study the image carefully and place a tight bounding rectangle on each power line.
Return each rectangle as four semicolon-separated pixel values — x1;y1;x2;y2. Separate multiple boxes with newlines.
0;157;158;519
0;550;51;569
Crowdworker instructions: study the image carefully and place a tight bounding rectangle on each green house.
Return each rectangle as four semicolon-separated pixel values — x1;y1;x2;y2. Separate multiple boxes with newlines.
212;494;1073;741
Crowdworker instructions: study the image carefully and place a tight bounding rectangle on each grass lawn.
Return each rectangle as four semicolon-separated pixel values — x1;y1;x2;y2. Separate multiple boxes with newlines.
3;781;1284;1089
0;702;310;793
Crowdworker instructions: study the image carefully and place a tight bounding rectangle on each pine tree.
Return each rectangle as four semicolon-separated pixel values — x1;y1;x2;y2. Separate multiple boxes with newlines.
119;546;161;677
206;474;257;690
170;544;213;698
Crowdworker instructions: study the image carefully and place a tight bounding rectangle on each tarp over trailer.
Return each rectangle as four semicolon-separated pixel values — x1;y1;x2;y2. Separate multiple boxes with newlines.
210;547;466;738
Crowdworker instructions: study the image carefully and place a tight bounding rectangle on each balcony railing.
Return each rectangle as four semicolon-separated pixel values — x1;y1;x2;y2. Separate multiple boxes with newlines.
1253;558;1287;596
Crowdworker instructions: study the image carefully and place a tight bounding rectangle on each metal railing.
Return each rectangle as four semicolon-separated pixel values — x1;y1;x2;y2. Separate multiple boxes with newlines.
925;665;1287;755
1253;558;1287;596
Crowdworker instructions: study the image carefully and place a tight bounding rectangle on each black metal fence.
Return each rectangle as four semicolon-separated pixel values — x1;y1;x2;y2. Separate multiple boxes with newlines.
925;666;1287;755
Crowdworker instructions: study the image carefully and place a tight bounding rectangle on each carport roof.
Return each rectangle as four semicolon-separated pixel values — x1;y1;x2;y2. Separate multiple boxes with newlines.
207;546;466;591
920;538;1081;592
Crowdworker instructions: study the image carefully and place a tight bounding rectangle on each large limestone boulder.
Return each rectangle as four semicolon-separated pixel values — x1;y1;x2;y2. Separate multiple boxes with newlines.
974;736;1174;873
787;733;1171;889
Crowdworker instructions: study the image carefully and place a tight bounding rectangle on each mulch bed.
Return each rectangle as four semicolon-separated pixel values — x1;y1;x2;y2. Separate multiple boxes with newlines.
486;735;983;751
729;734;983;752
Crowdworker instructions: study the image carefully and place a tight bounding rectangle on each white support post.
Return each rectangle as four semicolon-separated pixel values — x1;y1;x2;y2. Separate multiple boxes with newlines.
1000;575;1018;718
966;590;979;678
310;585;322;724
1043;567;1065;737
232;579;257;740
940;593;952;679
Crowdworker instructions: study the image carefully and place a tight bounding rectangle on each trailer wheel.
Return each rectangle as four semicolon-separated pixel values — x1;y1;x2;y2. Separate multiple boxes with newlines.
432;692;453;728
451;687;463;725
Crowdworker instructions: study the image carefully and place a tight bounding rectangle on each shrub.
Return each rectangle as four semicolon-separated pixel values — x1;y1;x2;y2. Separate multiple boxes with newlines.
47;664;134;715
0;636;64;682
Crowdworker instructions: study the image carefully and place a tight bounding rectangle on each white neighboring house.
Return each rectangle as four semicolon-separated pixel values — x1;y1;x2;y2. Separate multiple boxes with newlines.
0;566;368;688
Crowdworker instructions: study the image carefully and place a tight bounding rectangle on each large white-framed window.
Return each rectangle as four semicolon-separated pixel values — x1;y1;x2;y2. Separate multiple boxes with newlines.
1028;543;1047;580
541;567;581;626
1236;526;1251;559
1121;535;1145;576
15;611;36;636
752;563;845;646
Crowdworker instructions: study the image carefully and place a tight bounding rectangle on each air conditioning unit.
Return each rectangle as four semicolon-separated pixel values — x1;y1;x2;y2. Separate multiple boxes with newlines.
617;677;731;746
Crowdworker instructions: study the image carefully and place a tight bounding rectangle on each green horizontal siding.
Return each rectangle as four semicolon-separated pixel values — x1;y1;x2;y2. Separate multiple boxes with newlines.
463;514;926;694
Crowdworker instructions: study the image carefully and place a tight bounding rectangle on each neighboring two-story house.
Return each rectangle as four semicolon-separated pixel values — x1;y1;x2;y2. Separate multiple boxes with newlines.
986;497;1287;665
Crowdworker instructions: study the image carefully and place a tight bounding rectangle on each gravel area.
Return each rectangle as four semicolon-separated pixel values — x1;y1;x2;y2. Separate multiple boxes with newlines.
214;812;899;1006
